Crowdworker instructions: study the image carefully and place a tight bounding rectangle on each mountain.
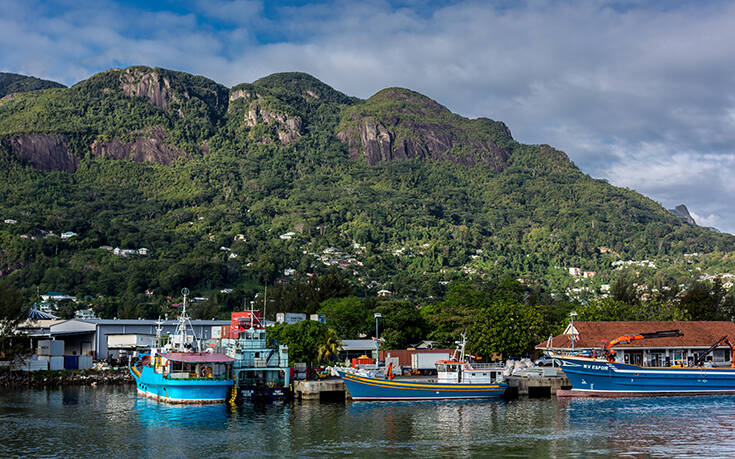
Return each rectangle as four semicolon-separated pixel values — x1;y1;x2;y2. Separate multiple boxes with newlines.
0;65;733;313
673;204;696;225
0;72;65;98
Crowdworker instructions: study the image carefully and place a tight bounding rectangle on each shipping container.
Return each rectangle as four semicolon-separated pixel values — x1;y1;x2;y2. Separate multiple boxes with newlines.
106;334;155;349
411;352;451;370
15;360;49;372
49;356;64;371
64;355;79;370
231;311;263;337
79;355;93;370
38;339;64;356
309;314;326;323
351;356;374;368
284;313;306;324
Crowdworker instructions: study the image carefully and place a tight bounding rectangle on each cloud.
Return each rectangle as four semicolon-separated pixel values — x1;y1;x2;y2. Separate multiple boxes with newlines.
2;0;735;233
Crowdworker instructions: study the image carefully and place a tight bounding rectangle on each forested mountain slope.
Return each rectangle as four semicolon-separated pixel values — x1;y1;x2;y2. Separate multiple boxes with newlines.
0;72;65;98
0;65;732;317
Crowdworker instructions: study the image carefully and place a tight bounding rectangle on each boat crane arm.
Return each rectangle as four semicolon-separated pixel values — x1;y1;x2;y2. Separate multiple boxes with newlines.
604;329;683;362
693;335;735;367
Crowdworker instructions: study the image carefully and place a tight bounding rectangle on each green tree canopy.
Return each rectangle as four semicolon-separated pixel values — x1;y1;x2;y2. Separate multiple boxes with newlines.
0;280;28;360
268;320;340;365
468;300;544;359
318;296;369;339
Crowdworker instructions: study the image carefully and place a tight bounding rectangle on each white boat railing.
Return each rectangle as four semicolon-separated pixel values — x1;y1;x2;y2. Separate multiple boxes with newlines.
470;363;504;369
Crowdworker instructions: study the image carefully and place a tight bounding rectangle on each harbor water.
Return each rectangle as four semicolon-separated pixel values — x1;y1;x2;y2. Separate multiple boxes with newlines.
4;386;735;457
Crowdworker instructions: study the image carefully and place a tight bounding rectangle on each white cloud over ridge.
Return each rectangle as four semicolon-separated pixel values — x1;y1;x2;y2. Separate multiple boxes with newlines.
2;0;735;233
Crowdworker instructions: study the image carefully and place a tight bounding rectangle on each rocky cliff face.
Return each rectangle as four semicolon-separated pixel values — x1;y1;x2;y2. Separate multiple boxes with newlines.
337;89;510;169
243;99;302;144
90;127;189;165
673;204;697;225
119;68;177;110
7;134;79;172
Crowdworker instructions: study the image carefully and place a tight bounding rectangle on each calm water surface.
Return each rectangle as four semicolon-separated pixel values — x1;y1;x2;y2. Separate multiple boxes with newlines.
3;385;735;457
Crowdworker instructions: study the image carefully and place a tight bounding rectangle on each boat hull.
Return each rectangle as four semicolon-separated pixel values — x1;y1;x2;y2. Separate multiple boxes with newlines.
338;371;507;401
238;385;290;400
554;355;735;396
130;365;234;404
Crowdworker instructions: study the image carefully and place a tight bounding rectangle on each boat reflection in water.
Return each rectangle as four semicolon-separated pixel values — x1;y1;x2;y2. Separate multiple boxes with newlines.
132;396;232;428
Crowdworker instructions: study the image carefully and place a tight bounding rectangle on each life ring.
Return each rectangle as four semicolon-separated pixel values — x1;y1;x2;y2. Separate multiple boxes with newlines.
267;382;274;388
201;367;213;378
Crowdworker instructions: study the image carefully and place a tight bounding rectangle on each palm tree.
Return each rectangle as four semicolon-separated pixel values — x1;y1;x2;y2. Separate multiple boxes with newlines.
317;330;340;364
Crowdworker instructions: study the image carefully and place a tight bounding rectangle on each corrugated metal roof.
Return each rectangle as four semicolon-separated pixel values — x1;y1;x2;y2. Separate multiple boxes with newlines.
49;319;97;335
341;339;378;351
537;321;735;350
79;319;231;326
160;352;234;363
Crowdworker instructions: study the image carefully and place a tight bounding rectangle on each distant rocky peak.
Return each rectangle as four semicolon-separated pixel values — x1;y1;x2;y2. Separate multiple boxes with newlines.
252;72;354;106
368;88;451;116
673;204;697;225
337;88;511;169
119;67;185;110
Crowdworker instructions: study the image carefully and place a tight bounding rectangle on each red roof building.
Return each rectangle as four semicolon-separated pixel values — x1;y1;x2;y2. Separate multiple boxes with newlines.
537;321;735;367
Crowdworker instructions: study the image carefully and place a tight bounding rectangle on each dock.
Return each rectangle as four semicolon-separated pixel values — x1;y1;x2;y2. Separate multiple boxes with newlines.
505;374;571;397
293;379;348;400
292;373;570;400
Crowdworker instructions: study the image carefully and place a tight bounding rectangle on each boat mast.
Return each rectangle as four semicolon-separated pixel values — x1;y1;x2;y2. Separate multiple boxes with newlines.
173;288;200;352
154;316;163;346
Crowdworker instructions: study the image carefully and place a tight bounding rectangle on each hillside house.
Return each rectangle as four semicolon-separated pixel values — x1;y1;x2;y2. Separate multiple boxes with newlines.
41;291;76;302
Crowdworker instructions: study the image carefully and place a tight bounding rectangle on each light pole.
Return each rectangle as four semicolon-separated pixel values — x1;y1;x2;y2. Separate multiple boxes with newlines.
570;311;578;350
374;313;382;368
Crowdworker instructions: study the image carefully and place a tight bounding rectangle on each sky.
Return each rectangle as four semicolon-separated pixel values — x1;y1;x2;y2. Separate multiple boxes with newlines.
2;0;735;234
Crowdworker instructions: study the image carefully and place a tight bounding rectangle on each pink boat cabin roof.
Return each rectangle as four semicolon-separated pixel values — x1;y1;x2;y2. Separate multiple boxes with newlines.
160;352;235;363
435;360;468;365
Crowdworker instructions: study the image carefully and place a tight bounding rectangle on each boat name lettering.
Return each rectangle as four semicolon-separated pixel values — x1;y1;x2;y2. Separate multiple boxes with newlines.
582;364;609;370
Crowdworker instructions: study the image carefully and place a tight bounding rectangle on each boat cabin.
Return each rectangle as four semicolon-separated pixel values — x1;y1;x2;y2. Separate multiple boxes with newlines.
435;360;504;384
150;351;234;380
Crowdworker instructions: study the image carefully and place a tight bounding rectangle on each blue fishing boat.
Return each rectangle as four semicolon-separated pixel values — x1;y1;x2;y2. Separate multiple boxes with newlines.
553;330;735;396
129;289;235;404
338;336;507;401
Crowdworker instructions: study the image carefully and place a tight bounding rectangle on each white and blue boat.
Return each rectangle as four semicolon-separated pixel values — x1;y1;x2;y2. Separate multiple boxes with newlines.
553;331;735;396
224;308;291;401
338;336;507;401
129;289;235;404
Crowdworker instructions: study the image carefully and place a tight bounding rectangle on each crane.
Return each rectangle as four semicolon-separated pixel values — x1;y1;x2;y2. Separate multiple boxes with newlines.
604;329;683;363
693;336;735;367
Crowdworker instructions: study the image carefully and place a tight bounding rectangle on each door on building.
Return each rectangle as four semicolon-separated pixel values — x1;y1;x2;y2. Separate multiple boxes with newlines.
627;351;643;366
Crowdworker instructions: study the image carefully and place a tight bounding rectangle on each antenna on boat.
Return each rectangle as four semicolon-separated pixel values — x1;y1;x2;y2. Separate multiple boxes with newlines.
458;333;467;362
173;288;200;352
155;316;163;343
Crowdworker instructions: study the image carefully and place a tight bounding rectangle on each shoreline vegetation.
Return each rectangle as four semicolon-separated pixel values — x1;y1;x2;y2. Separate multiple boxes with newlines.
0;368;133;388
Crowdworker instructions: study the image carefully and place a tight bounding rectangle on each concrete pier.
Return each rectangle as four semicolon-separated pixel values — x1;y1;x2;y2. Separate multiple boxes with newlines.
505;375;571;397
293;379;347;400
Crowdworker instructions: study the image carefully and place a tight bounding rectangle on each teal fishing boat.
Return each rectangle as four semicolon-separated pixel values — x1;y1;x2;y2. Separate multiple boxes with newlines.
129;289;235;404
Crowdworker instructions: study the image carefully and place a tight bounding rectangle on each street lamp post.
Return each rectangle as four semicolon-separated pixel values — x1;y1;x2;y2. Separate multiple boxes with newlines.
374;313;382;368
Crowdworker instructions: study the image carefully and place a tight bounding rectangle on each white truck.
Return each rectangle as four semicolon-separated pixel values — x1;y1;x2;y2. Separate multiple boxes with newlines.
411;352;451;373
